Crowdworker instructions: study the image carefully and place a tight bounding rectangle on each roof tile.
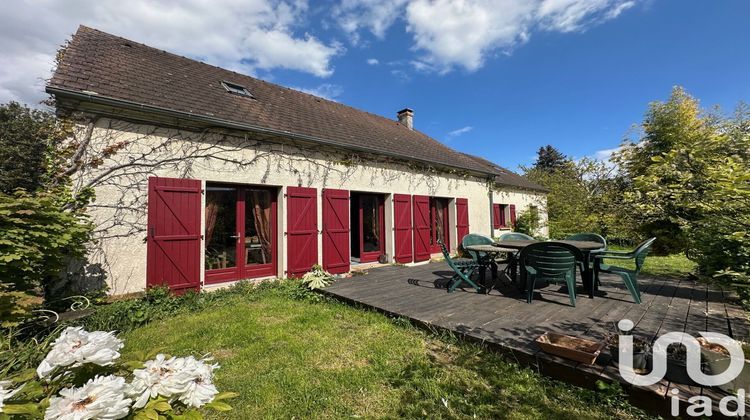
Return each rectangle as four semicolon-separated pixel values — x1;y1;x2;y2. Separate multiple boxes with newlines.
48;25;544;191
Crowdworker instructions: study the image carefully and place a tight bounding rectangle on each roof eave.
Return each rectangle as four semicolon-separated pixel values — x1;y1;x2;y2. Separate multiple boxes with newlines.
47;85;496;179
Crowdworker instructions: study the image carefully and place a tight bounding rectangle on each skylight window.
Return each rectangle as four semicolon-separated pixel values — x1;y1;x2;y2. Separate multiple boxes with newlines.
221;81;254;98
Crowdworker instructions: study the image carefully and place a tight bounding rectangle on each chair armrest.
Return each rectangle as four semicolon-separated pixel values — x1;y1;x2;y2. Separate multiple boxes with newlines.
594;254;634;260
525;266;537;275
597;249;633;256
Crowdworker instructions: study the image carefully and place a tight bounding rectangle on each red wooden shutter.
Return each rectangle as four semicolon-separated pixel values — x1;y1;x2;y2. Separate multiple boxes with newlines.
322;189;350;274
146;177;202;293
509;204;517;227
287;187;318;277
412;195;431;262
456;198;469;243
492;203;501;228
393;194;413;263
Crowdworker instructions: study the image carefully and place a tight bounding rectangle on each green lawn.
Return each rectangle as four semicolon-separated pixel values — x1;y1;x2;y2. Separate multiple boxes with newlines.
602;247;696;278
122;286;652;419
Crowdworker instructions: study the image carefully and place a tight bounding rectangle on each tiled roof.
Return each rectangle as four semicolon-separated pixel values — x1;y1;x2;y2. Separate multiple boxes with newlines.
461;153;548;192
48;25;543;190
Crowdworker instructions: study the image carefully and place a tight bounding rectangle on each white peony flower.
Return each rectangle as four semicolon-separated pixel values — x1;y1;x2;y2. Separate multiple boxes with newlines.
45;375;132;420
128;354;219;408
0;380;22;413
175;356;219;408
37;327;123;378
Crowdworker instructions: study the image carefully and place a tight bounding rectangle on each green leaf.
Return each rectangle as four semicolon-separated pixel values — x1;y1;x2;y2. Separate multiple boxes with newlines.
145;408;159;420
212;391;239;401
205;401;232;411
9;368;36;383
152;401;172;412
2;403;40;415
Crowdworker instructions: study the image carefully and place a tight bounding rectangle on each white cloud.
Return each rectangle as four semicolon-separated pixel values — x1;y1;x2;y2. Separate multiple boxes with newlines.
366;58;380;65
334;0;408;43
339;0;637;73
537;0;636;32
0;0;341;105
591;146;621;161
290;83;344;101
446;125;474;139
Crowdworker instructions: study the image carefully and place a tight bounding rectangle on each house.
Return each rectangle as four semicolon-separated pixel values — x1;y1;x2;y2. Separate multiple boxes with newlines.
47;26;548;295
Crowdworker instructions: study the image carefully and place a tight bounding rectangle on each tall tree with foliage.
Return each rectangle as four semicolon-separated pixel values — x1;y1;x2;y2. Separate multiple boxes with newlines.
0;102;91;325
615;87;750;288
523;146;632;241
533;145;571;172
0;102;72;193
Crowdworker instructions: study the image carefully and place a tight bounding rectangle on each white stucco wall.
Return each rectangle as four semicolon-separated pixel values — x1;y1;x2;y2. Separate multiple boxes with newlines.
491;188;549;238
78;118;504;295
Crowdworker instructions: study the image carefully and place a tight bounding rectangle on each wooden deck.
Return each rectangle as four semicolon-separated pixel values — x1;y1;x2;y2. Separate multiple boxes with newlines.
322;262;750;417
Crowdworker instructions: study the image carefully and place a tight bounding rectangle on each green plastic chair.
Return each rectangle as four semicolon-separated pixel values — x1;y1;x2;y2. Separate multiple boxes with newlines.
462;233;510;290
565;232;607;277
438;239;482;293
497;232;534;285
461;233;494;260
499;232;534;241
593;237;656;304
519;242;583;307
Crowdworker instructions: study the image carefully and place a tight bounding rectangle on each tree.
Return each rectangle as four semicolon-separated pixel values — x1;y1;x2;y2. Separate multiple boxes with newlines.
615;87;750;286
0;102;72;193
523;157;633;241
533;145;571;172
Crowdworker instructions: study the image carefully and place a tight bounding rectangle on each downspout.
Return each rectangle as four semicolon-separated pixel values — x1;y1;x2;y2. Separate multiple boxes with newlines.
487;177;494;237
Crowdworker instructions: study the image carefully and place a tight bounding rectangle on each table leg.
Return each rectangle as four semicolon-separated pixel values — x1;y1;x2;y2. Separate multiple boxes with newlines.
582;253;594;299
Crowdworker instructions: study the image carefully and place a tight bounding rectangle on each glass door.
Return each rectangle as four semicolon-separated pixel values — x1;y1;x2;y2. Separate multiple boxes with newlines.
242;188;277;278
205;186;239;282
358;194;384;263
429;197;450;254
205;184;277;284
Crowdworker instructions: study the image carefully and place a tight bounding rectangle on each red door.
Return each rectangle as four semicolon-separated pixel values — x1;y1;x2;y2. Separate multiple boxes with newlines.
287;187;318;277
147;177;202;292
393;194;412;263
323;189;350;274
413;195;430;262
456;198;469;244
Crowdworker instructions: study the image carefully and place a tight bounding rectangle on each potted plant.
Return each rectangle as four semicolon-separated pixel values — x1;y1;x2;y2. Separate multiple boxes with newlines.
698;337;750;395
608;334;651;372
664;342;700;385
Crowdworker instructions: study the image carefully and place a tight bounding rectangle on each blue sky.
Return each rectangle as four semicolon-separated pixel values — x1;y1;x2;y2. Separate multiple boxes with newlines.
2;1;749;170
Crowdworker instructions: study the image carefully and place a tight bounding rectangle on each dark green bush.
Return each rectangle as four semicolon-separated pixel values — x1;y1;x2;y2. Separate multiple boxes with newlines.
0;190;91;326
513;208;541;238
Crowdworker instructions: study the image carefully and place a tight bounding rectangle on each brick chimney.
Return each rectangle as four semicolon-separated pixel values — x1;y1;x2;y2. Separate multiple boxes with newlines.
397;108;413;130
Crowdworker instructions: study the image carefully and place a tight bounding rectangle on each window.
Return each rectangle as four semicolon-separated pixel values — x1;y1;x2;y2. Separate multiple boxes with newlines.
493;204;508;228
220;81;254;98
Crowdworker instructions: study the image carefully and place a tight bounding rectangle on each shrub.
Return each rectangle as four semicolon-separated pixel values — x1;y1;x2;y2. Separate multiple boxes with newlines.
514;207;541;238
0;102;72;194
0;191;91;326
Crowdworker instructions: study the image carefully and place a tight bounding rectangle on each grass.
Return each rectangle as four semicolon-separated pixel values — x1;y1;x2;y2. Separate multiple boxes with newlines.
121;284;653;419
602;246;697;278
